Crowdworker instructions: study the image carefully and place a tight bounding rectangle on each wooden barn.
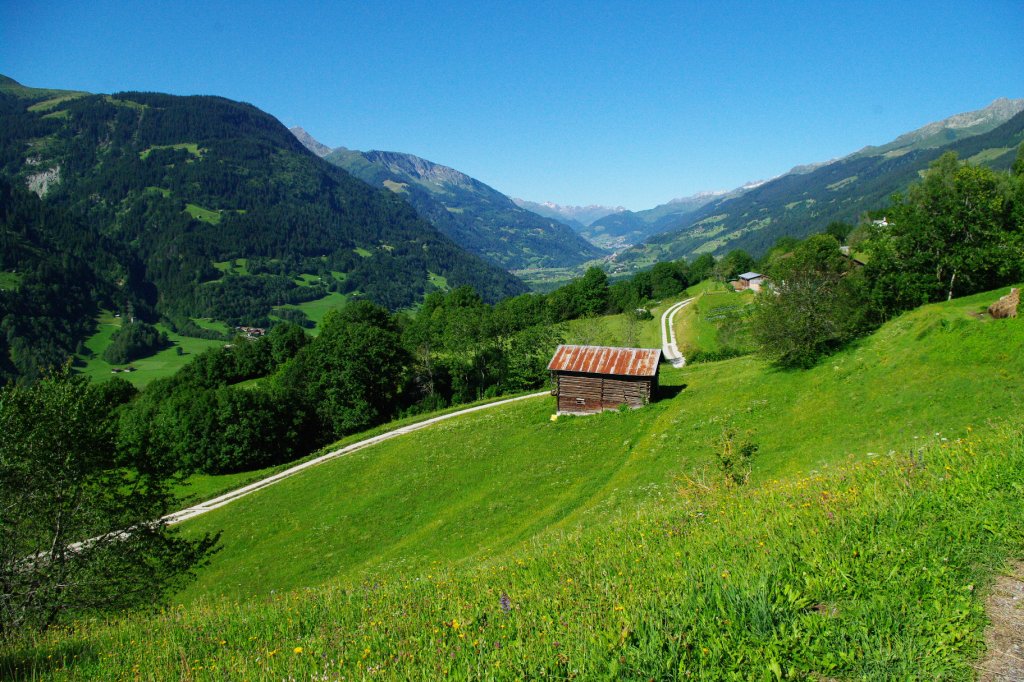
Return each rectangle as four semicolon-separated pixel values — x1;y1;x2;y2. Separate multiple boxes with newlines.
547;345;662;415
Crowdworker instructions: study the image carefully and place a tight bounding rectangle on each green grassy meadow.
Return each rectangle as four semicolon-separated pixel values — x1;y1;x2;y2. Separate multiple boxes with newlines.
6;288;1023;679
674;282;754;356
212;258;251;276
272;291;349;333
75;313;226;387
184;203;221;224
0;271;23;291
163;288;1024;606
562;296;678;349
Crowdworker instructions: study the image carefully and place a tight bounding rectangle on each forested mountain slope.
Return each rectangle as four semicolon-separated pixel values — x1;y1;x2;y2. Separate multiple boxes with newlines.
318;144;607;269
616;103;1024;268
0;77;526;380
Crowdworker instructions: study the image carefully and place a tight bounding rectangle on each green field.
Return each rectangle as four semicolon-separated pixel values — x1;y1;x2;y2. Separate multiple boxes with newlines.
561;296;679;349
171;287;1024;602
185;202;221;224
75;313;226;387
212;258;251;276
0;271;22;291
674;281;754;356
191;318;232;335
272;291;349;333
428;271;450;291
293;273;322;287
139;142;201;161
8;288;1024;679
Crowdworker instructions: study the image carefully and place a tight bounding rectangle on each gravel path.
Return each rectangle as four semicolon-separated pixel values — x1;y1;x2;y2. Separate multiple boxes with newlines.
661;297;694;367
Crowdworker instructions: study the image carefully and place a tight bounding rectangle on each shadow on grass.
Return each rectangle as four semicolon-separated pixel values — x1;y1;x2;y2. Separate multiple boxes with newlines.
0;640;97;680
658;384;686;400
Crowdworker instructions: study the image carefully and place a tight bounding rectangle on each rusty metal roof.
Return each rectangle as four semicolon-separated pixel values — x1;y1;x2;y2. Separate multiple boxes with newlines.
547;345;661;377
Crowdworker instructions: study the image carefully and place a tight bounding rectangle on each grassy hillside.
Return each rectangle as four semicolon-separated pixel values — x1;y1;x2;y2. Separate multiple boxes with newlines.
674;282;755;357
74;311;227;387
156;288;1022;598
3;288;1022;679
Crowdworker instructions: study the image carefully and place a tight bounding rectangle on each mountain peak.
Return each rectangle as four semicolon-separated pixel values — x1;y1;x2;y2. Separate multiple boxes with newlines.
289;126;333;158
510;199;626;226
854;97;1024;159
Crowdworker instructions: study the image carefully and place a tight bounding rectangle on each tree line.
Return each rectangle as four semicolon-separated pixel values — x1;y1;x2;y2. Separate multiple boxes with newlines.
750;147;1024;368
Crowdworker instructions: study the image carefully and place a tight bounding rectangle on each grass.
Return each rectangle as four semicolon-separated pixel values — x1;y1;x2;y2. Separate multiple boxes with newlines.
139;143;201;161
674;282;754;356
191;318;232;336
562;296;682;349
75;313;225;387
6;289;1023;678
185;203;221;225
7;417;1022;679
272;291;349;333
0;271;22;291
428;272;450;291
164;288;1024;604
26;92;87;112
212;259;251;276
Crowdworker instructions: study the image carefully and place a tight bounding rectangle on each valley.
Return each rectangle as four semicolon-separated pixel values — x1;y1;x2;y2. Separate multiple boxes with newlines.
1;55;1023;680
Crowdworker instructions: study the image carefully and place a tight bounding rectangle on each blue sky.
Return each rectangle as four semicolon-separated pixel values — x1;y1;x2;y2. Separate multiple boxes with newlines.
2;1;1022;209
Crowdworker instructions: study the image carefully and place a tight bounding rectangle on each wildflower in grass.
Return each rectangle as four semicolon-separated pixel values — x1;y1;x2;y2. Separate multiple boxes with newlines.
500;593;512;613
293;647;303;654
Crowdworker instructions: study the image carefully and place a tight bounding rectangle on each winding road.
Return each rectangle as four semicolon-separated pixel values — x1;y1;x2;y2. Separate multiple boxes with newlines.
661;297;694;368
162;295;694;525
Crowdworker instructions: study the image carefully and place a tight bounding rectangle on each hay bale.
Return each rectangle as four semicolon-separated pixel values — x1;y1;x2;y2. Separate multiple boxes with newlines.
988;288;1019;319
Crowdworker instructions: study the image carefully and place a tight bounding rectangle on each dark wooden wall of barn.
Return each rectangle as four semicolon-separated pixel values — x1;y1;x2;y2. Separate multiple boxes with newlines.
553;372;655;414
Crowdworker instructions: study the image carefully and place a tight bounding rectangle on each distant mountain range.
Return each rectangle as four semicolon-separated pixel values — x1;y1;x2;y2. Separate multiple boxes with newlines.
291;129;607;271
509;199;626;230
609;98;1024;271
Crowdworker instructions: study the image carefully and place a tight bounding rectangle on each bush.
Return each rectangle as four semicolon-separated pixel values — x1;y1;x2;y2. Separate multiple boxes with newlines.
102;321;169;364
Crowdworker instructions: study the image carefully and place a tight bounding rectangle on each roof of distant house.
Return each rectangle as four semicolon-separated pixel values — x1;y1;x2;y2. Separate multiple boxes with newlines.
738;272;762;280
547;344;661;377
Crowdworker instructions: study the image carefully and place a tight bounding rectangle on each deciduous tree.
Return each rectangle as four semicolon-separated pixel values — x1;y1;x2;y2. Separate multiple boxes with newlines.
0;365;218;637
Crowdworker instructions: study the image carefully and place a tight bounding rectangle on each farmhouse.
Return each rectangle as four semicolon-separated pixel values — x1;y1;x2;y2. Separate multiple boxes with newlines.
548;344;661;415
734;272;765;292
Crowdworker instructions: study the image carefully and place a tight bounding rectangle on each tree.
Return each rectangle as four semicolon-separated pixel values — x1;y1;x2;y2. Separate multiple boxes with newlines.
750;235;867;368
282;302;408;438
864;152;1021;315
688;253;716;283
825;221;855;244
0;365;218;637
714;249;755;282
648;261;689;299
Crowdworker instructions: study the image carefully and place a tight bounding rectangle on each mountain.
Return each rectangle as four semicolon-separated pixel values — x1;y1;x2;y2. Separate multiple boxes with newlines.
614;100;1024;269
851;97;1024;160
289;126;332;158
0;76;526;379
307;139;607;270
510;198;626;229
577;190;734;250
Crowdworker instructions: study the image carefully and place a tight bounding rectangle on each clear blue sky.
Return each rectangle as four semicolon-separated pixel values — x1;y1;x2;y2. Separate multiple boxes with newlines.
2;1;1022;210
